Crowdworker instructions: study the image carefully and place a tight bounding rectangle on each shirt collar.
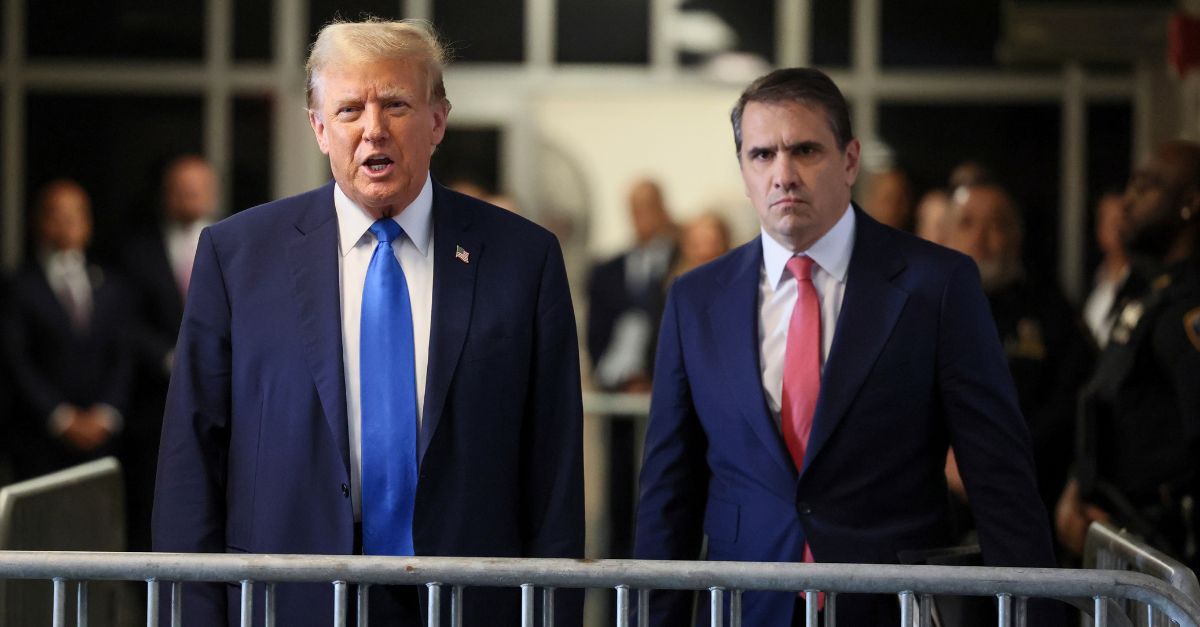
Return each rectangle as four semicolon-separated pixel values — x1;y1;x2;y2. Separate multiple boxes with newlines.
761;202;856;288
335;174;434;257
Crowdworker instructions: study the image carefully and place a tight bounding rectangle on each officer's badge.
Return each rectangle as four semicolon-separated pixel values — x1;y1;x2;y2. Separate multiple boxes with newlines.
1185;307;1200;352
1111;301;1145;345
1005;318;1046;360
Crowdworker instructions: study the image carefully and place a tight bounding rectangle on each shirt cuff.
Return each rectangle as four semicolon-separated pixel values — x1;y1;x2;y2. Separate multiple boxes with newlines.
94;404;124;434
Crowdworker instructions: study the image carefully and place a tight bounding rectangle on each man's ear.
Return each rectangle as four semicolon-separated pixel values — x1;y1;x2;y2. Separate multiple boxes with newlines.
308;110;330;155
430;100;450;147
843;138;862;187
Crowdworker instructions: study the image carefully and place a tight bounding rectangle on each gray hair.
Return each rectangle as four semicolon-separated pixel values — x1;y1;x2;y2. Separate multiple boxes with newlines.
305;18;449;110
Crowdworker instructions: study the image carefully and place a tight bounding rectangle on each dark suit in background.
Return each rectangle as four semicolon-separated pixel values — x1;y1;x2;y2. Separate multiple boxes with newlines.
1;259;132;478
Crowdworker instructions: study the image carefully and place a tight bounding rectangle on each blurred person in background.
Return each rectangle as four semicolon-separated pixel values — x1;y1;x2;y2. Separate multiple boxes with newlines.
862;166;914;231
671;211;733;278
119;154;218;551
586;178;677;559
948;160;996;189
914;188;952;246
1;179;132;480
1081;191;1130;348
945;183;1093;539
1058;140;1200;568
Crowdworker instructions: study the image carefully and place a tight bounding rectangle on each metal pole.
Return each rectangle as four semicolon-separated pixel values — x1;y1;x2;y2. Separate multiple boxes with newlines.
240;580;254;627
427;583;442;627
358;584;371;627
616;584;630;627
918;594;932;627
265;582;277;627
1015;596;1027;627
826;592;837;627
451;585;462;627
171;582;182;627
710;587;724;627
1095;595;1108;627
638;588;649;627
333;580;348;627
521;584;534;627
805;590;819;627
899;591;915;627
147;579;160;627
731;589;742;627
52;578;67;627
542;586;555;627
998;593;1012;627
77;580;89;627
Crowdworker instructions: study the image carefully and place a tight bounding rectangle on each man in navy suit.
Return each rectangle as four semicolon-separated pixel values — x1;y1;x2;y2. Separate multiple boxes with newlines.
2;180;132;480
153;19;583;626
634;68;1056;626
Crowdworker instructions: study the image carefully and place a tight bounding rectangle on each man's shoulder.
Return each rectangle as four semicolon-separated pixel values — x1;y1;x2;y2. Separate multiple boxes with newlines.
208;183;334;240
436;186;559;253
671;238;759;296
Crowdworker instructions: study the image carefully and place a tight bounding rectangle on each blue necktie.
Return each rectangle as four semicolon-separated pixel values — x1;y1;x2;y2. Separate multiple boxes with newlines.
360;218;419;555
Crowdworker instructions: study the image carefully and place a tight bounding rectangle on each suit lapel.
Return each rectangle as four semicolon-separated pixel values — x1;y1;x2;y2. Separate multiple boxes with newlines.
802;209;908;473
708;238;797;479
420;184;481;464
285;183;352;477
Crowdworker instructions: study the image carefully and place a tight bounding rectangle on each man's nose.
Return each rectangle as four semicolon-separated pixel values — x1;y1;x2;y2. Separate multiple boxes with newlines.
363;106;388;142
772;159;801;190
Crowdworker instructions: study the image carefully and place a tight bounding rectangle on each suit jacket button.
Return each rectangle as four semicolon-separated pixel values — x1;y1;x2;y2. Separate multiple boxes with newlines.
797;503;813;515
341;483;350;497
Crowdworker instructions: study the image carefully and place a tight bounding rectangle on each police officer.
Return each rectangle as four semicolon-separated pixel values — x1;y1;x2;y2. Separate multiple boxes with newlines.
946;183;1095;527
1057;140;1200;567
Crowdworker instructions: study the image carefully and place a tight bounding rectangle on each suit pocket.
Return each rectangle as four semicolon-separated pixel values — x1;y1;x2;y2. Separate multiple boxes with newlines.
703;497;740;543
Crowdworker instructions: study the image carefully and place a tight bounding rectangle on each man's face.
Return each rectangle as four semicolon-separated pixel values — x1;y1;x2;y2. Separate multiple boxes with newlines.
309;57;448;218
164;160;217;224
1123;144;1197;257
738;101;859;252
39;185;92;252
1094;193;1127;257
629;182;669;244
947;186;1021;291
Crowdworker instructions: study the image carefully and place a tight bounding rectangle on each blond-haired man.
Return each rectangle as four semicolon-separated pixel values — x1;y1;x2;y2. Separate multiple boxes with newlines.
153;19;583;625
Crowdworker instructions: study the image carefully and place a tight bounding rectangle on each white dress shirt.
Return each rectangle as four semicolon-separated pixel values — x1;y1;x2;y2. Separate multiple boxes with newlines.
164;218;211;295
759;204;856;426
1082;265;1128;348
336;176;435;521
42;249;93;327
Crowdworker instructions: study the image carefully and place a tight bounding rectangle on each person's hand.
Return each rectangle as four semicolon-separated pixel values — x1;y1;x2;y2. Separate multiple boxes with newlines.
61;407;113;451
1055;478;1110;556
944;448;967;502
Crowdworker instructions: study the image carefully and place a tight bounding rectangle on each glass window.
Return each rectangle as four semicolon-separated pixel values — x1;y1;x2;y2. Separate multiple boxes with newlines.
231;97;274;213
235;0;273;61
28;1;203;60
557;0;649;64
432;127;502;196
1084;102;1132;274
880;0;1001;68
811;0;851;67
433;0;524;63
677;0;773;68
877;102;1061;269
25;94;203;260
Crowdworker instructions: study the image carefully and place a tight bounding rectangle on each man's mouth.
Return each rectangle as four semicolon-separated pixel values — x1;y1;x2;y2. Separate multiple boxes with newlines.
363;156;394;172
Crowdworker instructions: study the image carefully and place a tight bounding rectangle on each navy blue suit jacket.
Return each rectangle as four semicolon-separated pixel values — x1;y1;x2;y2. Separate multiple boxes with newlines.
153;182;584;626
634;208;1055;627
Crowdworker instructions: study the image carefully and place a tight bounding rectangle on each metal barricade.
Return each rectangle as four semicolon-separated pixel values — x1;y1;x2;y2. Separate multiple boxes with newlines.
1083;521;1200;627
1;552;1199;627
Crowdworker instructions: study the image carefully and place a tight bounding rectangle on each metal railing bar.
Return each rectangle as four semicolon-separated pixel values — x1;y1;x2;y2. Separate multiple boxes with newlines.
825;592;837;627
333;580;348;627
521;583;534;627
710;587;724;627
805;589;819;627
171;581;182;627
638;588;649;627
147;579;159;627
730;589;742;627
616;584;630;627
542;586;555;627
1096;595;1108;627
265;582;276;627
1015;595;1027;627
451;585;462;627
998;592;1012;627
899;591;914;627
240;580;253;627
428;582;441;627
52;577;67;627
358;583;370;627
77;580;88;627
918;593;932;627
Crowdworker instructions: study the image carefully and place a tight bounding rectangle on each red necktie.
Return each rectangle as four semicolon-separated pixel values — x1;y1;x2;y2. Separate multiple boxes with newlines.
781;255;820;566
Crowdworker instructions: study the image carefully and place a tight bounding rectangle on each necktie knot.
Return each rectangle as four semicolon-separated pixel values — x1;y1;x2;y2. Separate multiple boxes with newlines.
369;218;403;245
786;255;816;282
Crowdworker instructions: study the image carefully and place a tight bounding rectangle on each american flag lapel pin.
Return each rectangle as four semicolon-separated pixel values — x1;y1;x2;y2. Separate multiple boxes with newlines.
455;245;470;264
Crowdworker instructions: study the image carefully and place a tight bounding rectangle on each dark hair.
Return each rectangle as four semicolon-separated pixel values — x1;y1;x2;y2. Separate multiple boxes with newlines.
730;67;853;155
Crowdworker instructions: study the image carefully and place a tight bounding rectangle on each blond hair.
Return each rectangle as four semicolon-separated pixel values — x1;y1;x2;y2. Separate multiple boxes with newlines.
305;18;449;110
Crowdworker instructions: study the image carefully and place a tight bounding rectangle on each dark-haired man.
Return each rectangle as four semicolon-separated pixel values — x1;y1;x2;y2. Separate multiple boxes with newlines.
635;68;1056;627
